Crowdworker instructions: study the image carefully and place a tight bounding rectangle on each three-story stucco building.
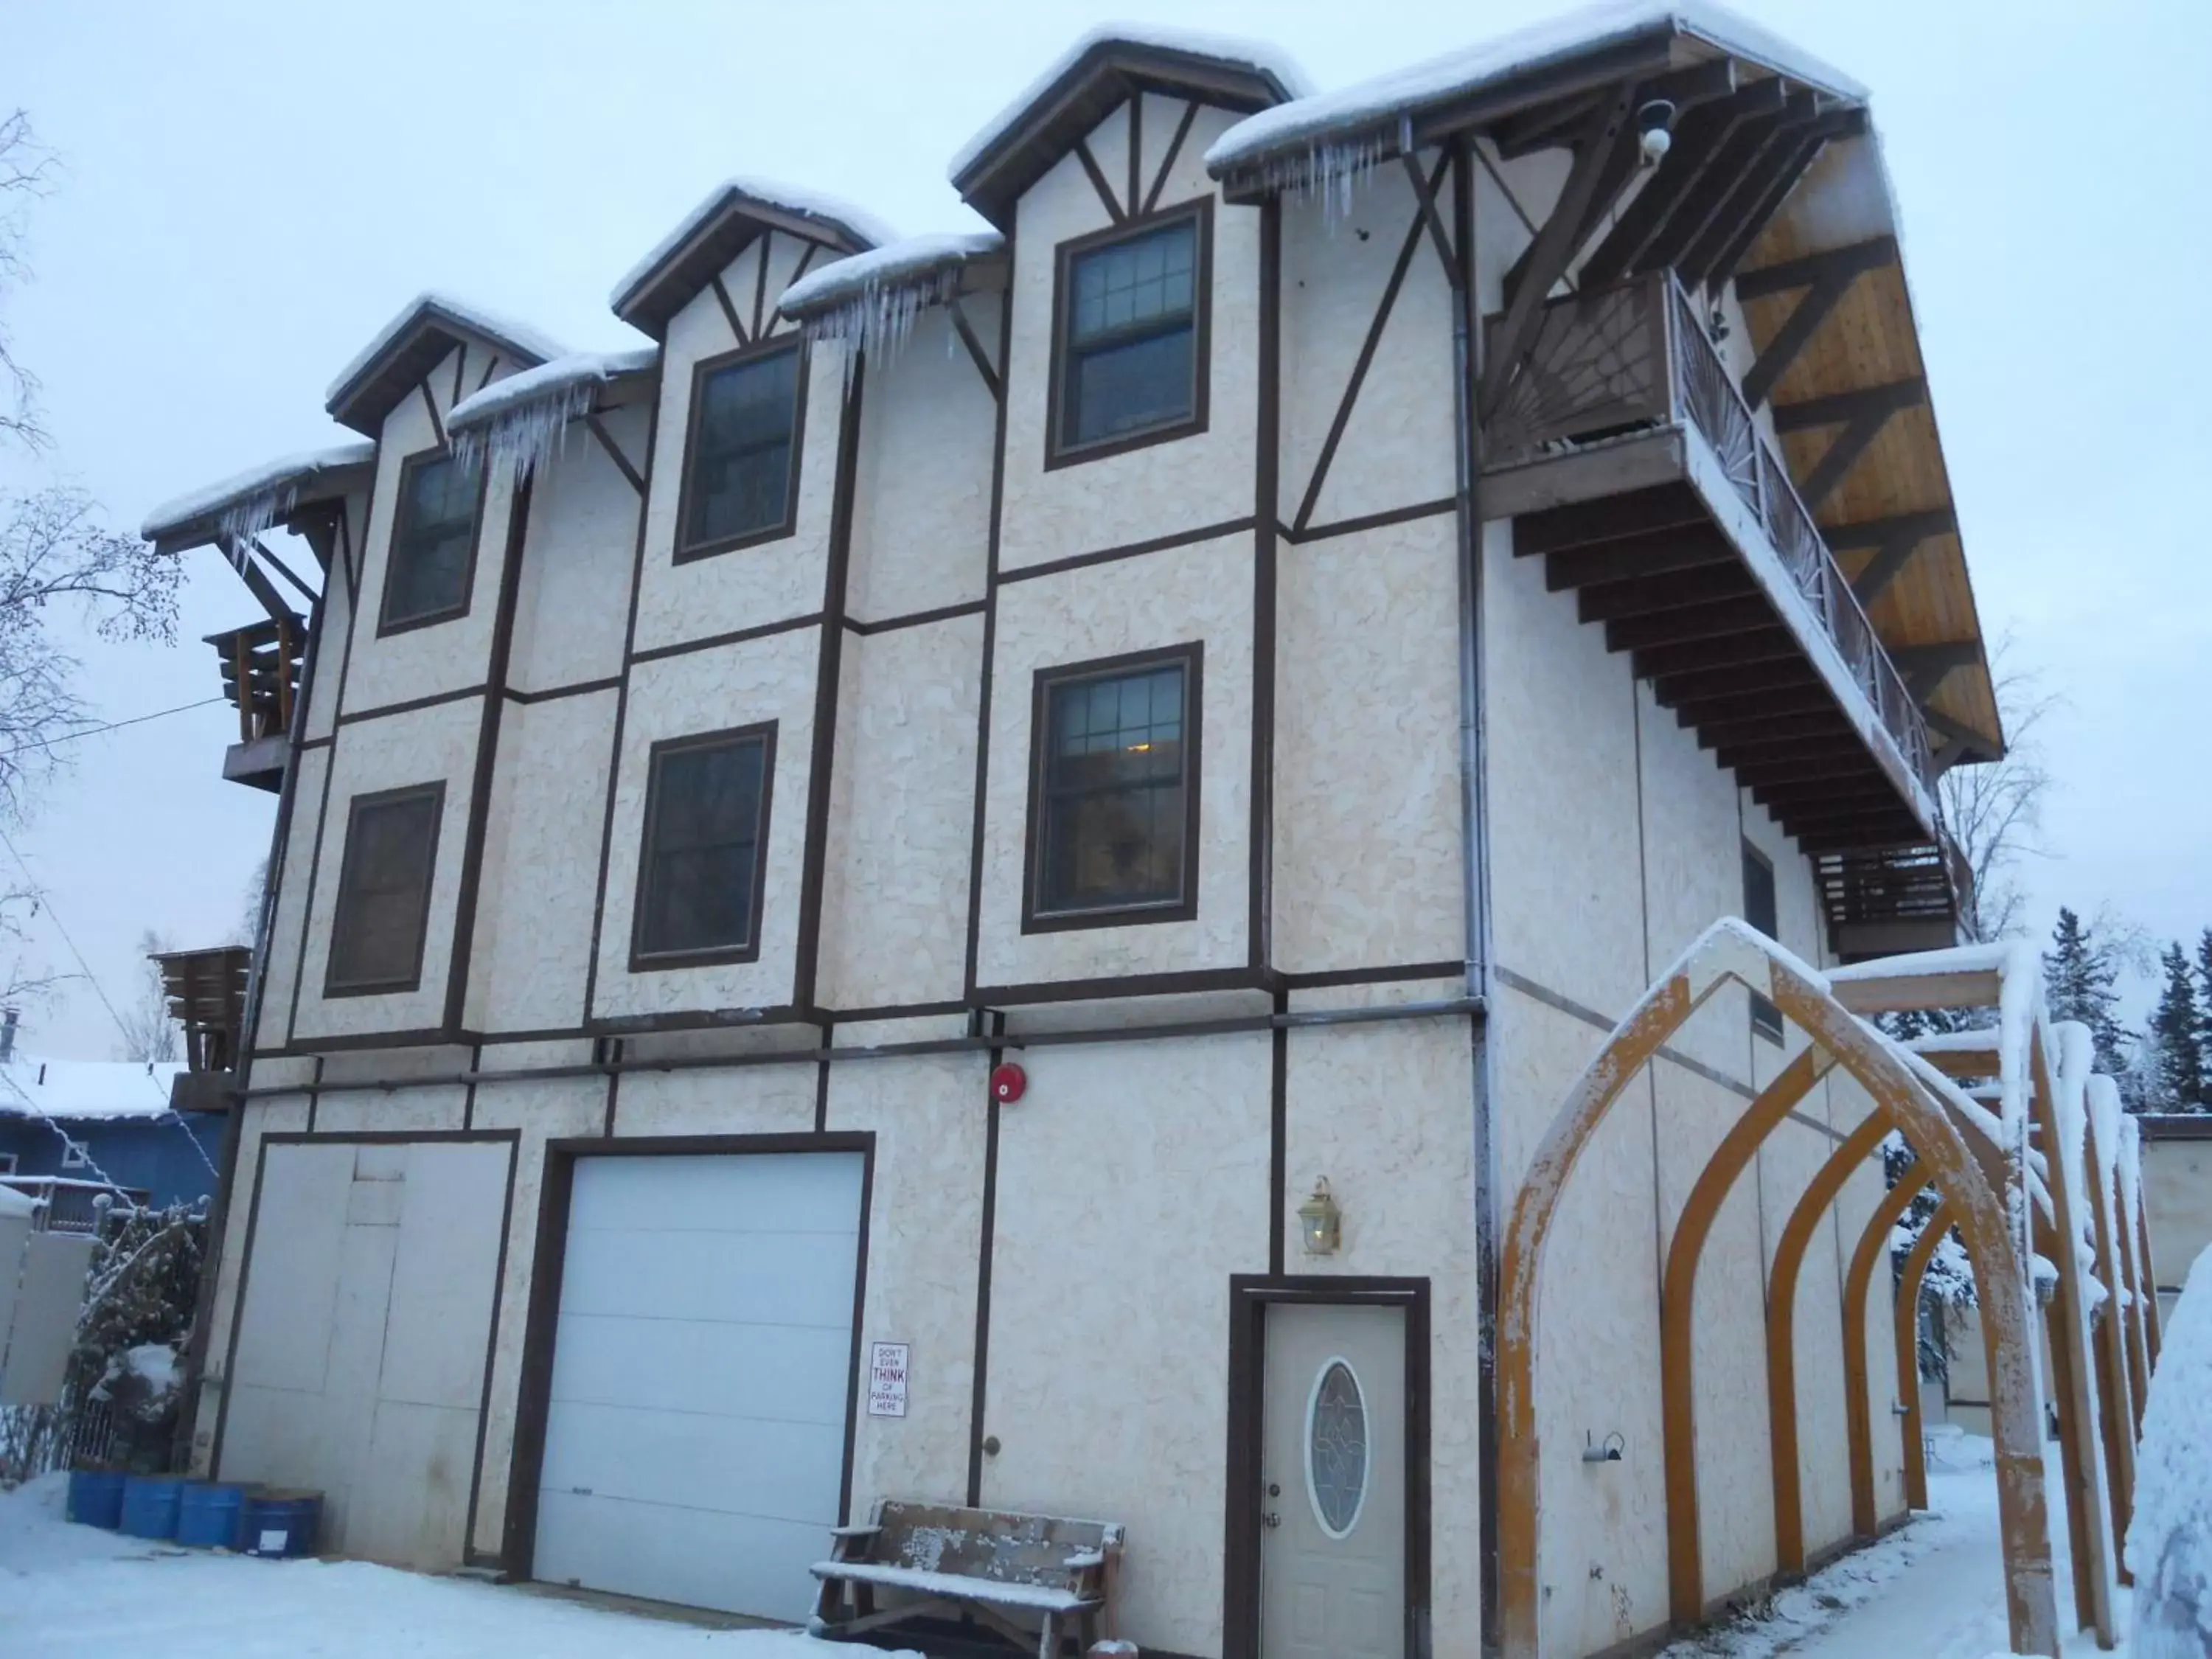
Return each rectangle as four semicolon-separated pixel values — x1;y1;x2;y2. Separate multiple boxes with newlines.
146;7;2008;1656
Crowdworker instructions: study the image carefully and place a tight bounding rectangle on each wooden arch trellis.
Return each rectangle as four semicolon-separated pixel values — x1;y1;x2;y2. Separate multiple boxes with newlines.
1496;922;2098;1658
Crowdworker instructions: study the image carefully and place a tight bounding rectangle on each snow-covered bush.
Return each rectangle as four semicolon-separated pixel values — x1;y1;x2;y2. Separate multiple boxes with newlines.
2128;1244;2212;1658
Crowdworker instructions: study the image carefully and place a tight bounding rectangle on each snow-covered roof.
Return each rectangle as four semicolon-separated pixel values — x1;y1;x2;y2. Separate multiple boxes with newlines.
949;24;1313;184
778;232;1006;321
610;178;896;335
0;1056;185;1122
140;439;377;549
1205;0;1865;182
324;292;567;411
0;1183;33;1218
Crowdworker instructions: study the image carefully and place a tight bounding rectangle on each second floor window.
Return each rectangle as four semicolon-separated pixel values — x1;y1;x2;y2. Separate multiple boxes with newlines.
678;344;803;559
327;783;445;995
1742;841;1784;1043
1052;205;1208;460
632;725;776;965
380;451;481;631
1026;646;1200;929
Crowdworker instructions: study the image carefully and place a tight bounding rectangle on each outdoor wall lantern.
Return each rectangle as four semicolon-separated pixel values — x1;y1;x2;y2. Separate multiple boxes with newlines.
1298;1178;1341;1256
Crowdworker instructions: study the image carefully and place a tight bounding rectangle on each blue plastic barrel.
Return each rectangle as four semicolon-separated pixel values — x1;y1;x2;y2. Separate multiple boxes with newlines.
243;1489;321;1558
176;1479;257;1549
66;1470;128;1529
118;1475;190;1539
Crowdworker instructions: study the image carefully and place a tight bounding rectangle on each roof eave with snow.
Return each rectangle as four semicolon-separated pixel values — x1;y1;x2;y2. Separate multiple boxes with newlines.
950;29;1309;229
325;293;566;438
1204;0;1865;192
610;181;896;341
142;440;378;554
776;232;1009;330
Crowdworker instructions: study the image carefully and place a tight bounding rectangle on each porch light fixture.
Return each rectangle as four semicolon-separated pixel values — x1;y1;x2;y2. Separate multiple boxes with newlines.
1298;1178;1341;1256
1636;99;1676;164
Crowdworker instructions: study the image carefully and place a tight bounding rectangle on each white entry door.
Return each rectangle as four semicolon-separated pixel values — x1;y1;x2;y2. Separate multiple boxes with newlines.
532;1151;865;1618
1259;1302;1406;1659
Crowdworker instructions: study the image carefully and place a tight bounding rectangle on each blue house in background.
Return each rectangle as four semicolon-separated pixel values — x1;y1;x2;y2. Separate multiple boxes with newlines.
0;1046;221;1212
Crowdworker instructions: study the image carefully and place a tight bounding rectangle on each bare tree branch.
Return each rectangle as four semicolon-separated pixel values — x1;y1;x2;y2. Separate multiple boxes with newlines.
1941;634;2055;943
0;109;60;452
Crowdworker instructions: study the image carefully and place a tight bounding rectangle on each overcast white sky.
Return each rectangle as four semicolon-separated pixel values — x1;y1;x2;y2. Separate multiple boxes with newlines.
4;0;2208;1057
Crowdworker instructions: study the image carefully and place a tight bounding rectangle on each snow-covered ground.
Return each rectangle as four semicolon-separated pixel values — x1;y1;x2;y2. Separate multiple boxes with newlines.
0;1473;917;1658
1663;1427;2131;1659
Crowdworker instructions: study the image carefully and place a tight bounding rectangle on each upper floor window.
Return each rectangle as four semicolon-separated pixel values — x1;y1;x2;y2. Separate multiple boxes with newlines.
379;451;481;633
677;344;804;560
327;783;445;995
1742;841;1783;1043
1049;203;1210;465
632;725;776;967
1024;644;1200;931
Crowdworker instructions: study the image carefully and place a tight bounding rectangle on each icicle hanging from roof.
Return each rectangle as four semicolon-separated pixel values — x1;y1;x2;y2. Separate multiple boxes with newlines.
444;347;658;483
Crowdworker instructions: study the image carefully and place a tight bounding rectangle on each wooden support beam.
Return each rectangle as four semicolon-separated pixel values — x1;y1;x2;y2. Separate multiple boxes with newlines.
1737;234;1900;302
1772;377;1927;509
215;532;296;628
1638;91;1813;276
1757;776;1898;813
1696;105;1869;288
1824;509;1955;605
1513;483;1708;557
1888;640;1980;694
1732;749;1878;790
1576;561;1757;622
1481;84;1641;417
1632;626;1798;681
1579;79;1787;288
1694;709;1851;751
1607;594;1775;654
1714;734;1864;771
1676;685;1837;729
1545;522;1736;591
1739;237;1896;408
1649;655;1818;708
1922;704;2002;766
1492;92;1605;159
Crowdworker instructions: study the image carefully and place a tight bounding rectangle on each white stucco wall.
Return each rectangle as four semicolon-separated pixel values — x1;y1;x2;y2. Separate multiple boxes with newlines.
290;696;485;1041
591;625;821;1021
507;399;645;695
975;529;1253;991
846;304;995;625
980;1031;1271;1657
998;102;1258;574
629;234;845;660
815;618;981;1013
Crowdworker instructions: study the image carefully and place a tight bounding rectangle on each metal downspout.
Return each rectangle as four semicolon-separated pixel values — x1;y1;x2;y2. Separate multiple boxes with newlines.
1450;133;1504;1659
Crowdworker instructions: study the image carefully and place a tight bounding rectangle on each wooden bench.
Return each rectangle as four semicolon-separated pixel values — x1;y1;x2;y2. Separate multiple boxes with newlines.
809;1500;1124;1658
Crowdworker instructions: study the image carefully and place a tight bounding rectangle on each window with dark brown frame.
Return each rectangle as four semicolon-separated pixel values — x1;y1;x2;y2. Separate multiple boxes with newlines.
326;783;445;995
675;342;805;561
378;451;482;632
630;724;777;967
1023;644;1201;931
1048;201;1211;465
1743;840;1784;1042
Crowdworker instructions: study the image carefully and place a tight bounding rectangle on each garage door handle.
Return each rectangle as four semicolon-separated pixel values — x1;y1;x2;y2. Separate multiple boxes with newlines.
1261;1512;1281;1530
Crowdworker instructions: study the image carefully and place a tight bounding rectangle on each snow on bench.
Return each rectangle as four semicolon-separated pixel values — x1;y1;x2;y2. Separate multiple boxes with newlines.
806;1559;1092;1613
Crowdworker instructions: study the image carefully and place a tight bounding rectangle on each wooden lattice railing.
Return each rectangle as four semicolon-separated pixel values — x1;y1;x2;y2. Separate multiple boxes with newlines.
206;616;304;745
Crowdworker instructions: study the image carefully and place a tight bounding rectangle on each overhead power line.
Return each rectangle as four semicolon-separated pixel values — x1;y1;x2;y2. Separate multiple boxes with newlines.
0;695;226;762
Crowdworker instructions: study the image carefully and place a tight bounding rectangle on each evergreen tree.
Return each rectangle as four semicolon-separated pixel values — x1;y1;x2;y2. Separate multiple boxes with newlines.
2196;928;2212;1068
2044;907;2130;1080
2149;943;2209;1113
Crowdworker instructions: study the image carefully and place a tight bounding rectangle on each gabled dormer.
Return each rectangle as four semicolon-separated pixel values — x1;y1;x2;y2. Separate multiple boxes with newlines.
324;291;564;437
949;27;1309;229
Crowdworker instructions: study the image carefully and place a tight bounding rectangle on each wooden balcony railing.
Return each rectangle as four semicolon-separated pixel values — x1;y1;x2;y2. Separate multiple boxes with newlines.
207;616;304;745
1482;272;1934;793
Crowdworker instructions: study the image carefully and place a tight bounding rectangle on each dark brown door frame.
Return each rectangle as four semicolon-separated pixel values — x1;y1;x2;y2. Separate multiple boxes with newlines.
499;1130;876;1578
1224;1275;1432;1659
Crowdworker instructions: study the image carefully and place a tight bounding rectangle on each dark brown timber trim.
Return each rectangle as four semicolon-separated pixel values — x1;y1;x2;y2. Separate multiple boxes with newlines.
629;610;824;666
996;515;1254;586
1251;194;1281;972
444;473;534;1033
967;1010;1004;1504
962;281;1013;1003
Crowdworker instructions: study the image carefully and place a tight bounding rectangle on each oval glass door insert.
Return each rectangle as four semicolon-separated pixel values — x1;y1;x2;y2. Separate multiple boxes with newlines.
1305;1358;1369;1538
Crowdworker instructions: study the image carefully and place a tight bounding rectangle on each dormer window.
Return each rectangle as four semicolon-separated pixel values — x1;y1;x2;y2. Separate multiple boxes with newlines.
379;451;482;633
677;342;805;561
1049;202;1211;465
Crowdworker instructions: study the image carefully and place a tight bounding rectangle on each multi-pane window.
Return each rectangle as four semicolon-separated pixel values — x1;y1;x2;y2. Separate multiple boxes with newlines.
380;453;481;630
633;726;776;964
327;784;445;994
1029;648;1200;926
678;346;803;557
1742;841;1783;1041
1054;207;1206;456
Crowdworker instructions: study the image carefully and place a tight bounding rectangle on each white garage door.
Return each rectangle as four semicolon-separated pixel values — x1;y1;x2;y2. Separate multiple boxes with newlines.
533;1151;865;1618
